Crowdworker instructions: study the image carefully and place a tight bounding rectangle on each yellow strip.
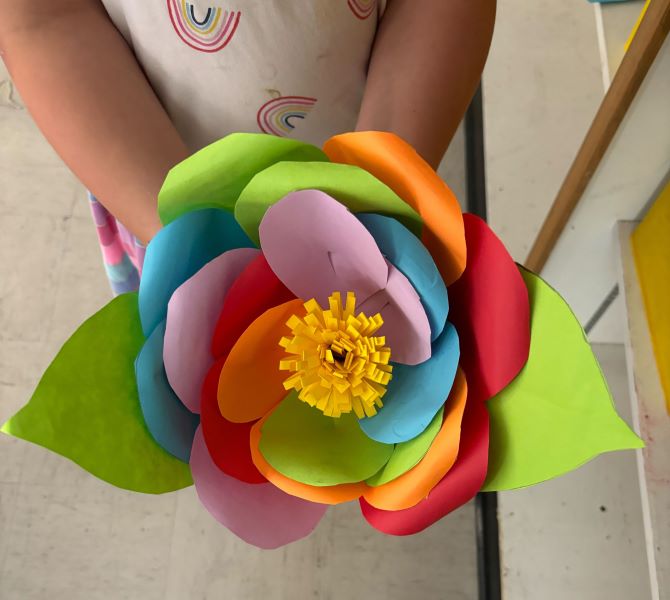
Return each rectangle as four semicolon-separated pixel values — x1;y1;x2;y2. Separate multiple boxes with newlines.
624;0;651;52
180;0;222;36
632;180;670;412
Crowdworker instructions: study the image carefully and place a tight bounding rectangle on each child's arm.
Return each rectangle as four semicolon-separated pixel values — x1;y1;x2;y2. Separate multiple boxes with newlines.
357;0;496;169
0;0;189;243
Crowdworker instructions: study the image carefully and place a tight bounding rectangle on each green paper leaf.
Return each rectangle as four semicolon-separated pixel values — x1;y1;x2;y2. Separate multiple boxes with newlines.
1;293;193;494
366;407;443;487
482;269;643;491
259;392;394;486
158;133;328;225
234;161;423;245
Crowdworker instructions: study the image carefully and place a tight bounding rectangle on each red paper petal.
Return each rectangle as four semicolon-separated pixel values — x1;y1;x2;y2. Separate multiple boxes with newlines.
448;214;530;403
211;253;295;360
201;357;266;484
359;397;489;535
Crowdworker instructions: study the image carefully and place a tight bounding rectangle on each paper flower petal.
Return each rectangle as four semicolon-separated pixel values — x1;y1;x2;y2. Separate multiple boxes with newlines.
324;131;465;285
357;262;432;365
250;416;368;504
218;300;304;423
201;358;265;484
448;214;530;403
235;160;423;245
359;323;460;444
159;133;327;225
482;269;644;491
164;248;260;413
258;392;395;486
135;321;200;463
140;209;254;336
1;294;193;493
360;396;489;535
363;370;468;510
259;190;389;306
366;408;443;488
211;253;295;360
191;427;328;549
357;213;449;341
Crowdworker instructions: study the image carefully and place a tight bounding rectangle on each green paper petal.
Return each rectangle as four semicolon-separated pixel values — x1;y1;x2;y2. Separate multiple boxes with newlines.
234;161;423;245
158;133;327;225
482;269;643;491
1;294;193;493
366;407;444;487
259;392;394;487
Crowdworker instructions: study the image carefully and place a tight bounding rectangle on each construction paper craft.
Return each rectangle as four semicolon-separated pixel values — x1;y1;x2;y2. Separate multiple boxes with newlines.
358;213;449;341
482;269;644;491
3;131;641;549
164;247;259;413
190;428;327;549
159;133;327;224
324;131;465;285
448;213;530;404
201;358;266;484
140;208;254;336
2;294;192;493
135;321;200;462
235;160;422;243
359;323;460;444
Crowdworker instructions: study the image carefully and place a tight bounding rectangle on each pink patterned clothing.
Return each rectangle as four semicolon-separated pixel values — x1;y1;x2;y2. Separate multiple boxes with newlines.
92;0;386;292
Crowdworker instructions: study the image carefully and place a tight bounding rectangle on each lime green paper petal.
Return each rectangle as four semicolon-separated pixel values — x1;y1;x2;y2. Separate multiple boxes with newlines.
234;161;423;244
158;133;327;225
1;294;193;493
259;392;394;486
366;407;444;487
482;269;643;491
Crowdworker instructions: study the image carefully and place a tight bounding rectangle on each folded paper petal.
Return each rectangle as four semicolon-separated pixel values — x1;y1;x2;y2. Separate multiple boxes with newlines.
360;395;489;535
211;253;295;360
359;323;460;444
1;294;193;493
191;427;328;549
135;321;200;462
201;358;265;484
259;190;389;306
363;370;468;510
235;161;422;245
140;209;254;336
159;133;327;225
357;262;432;365
448;214;530;404
358;213;449;341
164;248;260;413
324;131;465;285
482;269;644;491
218;300;304;423
366;408;443;488
258;392;394;486
250;416;369;504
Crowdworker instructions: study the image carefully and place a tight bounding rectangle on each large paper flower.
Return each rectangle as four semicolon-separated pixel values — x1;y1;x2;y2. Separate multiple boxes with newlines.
2;132;642;549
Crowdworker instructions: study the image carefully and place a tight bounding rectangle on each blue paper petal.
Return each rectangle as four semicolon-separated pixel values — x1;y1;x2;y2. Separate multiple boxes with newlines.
139;209;254;336
359;323;460;444
357;213;448;341
135;321;200;462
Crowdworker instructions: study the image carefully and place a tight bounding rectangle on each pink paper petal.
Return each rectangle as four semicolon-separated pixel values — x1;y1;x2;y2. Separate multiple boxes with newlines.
258;190;388;306
164;248;260;413
190;427;328;549
358;261;432;365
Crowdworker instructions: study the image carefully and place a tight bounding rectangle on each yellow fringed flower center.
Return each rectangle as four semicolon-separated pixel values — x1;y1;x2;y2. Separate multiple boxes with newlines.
279;291;393;418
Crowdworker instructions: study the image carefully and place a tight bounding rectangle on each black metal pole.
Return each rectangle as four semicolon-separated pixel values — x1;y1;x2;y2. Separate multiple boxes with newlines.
464;85;502;600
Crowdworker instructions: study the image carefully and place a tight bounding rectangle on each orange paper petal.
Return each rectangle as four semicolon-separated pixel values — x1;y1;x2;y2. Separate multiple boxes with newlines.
218;299;304;423
249;415;368;505
362;369;468;511
323;131;466;286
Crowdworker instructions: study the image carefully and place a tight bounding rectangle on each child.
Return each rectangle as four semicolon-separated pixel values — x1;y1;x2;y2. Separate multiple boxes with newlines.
0;0;495;293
